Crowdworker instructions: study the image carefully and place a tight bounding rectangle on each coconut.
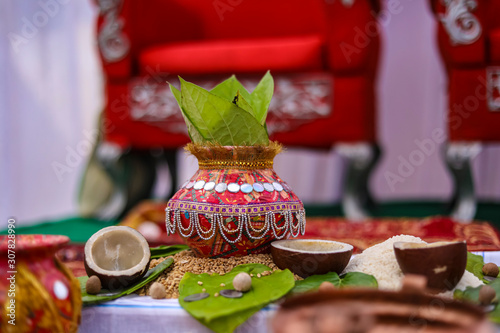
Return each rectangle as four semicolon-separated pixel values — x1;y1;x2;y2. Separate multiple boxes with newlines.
393;241;467;291
271;239;353;278
84;226;151;290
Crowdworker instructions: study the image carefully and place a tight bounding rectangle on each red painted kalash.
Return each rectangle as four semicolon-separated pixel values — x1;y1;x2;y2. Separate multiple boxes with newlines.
0;235;81;333
166;142;306;258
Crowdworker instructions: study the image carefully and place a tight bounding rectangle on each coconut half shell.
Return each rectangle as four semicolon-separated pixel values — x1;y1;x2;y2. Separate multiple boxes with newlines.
271;239;353;278
84;226;151;290
393;240;467;291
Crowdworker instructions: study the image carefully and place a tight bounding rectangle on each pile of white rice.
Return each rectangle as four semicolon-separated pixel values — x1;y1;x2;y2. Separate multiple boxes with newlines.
342;234;483;296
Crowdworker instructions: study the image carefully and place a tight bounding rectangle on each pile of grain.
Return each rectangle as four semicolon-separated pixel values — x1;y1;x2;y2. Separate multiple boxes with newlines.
343;235;425;290
343;234;483;294
139;236;483;299
138;250;298;299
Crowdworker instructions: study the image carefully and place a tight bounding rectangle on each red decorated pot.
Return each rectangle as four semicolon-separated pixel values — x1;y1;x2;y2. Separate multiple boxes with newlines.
0;234;81;333
166;143;306;258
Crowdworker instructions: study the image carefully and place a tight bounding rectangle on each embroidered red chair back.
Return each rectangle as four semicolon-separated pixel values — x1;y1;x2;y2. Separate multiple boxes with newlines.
96;0;381;149
430;0;500;142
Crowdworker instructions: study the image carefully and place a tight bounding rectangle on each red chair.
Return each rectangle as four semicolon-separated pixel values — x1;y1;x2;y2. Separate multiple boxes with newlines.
429;0;500;222
93;0;381;219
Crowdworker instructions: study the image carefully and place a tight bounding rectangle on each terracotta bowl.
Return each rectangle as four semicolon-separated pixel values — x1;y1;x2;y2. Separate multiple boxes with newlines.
273;287;493;333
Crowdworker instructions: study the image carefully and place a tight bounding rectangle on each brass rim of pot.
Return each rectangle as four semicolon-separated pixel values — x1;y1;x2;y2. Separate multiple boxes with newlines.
186;141;282;170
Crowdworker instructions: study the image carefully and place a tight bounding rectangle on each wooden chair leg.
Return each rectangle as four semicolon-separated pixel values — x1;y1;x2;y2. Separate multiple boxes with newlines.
336;143;380;221
445;143;482;223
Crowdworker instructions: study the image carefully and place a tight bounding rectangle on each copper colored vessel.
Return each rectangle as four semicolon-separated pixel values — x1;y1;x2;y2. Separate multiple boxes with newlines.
273;282;493;333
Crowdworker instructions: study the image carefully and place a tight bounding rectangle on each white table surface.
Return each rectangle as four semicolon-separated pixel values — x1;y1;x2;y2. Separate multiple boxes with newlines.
78;252;500;333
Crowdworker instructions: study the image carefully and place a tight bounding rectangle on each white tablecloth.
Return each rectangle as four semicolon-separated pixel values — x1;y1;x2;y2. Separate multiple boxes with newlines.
78;252;500;333
79;296;277;333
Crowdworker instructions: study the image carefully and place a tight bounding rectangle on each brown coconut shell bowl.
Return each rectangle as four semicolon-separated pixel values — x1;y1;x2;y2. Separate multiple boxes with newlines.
393;240;467;291
84;226;151;290
271;239;353;278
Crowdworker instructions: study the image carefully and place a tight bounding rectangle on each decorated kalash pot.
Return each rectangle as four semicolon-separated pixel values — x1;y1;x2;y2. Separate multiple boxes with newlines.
0;235;81;333
165;72;306;258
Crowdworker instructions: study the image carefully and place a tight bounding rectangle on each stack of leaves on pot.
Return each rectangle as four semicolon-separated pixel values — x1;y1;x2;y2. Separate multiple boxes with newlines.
169;71;273;145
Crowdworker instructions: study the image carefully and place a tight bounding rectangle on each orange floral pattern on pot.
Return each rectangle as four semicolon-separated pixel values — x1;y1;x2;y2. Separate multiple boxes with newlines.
166;143;306;258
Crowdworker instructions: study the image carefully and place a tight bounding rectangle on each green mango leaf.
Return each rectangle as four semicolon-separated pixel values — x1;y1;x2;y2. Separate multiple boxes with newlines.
454;278;500;323
291;271;378;294
150;244;189;259
78;257;173;305
180;78;268;146
250;71;274;126
169;84;205;143
179;264;295;333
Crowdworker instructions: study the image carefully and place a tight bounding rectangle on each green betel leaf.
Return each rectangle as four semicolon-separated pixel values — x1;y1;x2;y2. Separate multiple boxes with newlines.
169;74;273;145
338;272;378;288
250;71;274;126
169;84;205;143
291;271;378;294
179;264;295;333
210;72;273;126
180;78;268;146
78;257;174;305
292;272;340;294
233;90;254;115
454;278;500;323
210;75;252;103
465;252;497;283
